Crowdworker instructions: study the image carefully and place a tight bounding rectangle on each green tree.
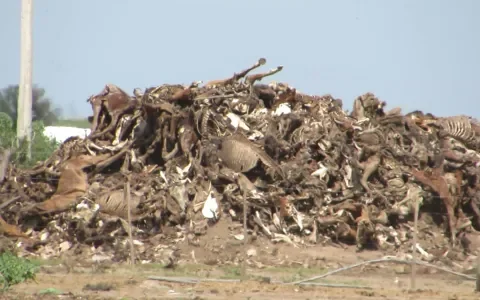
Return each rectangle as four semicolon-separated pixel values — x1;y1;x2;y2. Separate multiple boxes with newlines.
0;85;61;127
0;112;58;168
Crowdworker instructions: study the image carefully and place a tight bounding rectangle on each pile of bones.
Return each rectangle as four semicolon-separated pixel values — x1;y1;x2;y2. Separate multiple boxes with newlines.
1;58;480;264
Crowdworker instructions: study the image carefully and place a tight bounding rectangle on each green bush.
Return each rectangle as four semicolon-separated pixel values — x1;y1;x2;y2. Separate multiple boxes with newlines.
0;252;38;291
0;112;16;150
0;112;59;168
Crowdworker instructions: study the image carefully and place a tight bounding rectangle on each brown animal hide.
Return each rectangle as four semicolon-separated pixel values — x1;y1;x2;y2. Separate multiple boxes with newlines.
95;189;141;219
34;154;111;214
0;215;28;238
410;167;458;244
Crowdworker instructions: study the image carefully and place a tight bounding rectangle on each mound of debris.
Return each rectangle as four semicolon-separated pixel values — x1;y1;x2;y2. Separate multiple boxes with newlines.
1;58;480;263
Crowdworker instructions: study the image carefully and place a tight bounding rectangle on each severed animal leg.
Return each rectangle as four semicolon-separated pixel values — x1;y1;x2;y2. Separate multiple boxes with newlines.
112;116;130;146
130;149;138;164
470;198;480;228
90;112;122;139
87;139;128;153
446;204;457;243
86;140;104;151
245;66;284;85
160;123;179;161
162;138;179;161
130;149;144;172
344;164;354;188
97;114;106;132
105;140;129;152
138;128;163;164
335;222;356;245
93;146;131;174
358;154;381;193
392;186;423;216
308;220;318;244
355;206;375;251
271;233;298;248
289;205;304;232
90;99;138;139
456;208;472;230
252;211;272;237
120;114;141;141
0;215;29;238
351;98;365;120
87;95;102;133
84;143;96;156
204;58;266;88
121;151;130;174
410;168;457;244
90;109;101;133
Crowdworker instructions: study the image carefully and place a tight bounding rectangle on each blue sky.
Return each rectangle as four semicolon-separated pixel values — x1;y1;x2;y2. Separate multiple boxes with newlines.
0;0;479;119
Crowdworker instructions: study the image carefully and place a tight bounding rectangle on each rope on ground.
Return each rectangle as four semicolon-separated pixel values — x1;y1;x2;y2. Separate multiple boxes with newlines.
147;256;475;290
288;256;476;285
147;276;240;284
147;275;371;290
297;282;372;289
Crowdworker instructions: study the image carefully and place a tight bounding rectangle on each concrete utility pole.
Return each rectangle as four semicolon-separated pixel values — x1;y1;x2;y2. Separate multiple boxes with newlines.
17;0;33;159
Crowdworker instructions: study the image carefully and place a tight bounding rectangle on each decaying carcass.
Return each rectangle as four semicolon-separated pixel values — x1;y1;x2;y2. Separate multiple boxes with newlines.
87;84;138;139
1;57;480;264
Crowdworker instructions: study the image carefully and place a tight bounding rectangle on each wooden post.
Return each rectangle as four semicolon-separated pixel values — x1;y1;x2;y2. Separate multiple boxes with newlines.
241;190;248;279
17;0;33;159
0;149;11;182
124;176;135;266
476;251;480;292
410;198;419;291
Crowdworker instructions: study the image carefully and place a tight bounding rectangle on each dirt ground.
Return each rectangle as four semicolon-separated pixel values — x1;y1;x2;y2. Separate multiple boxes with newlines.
2;218;479;300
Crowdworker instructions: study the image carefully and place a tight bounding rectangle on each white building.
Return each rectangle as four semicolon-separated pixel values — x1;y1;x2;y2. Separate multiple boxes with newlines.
44;126;91;143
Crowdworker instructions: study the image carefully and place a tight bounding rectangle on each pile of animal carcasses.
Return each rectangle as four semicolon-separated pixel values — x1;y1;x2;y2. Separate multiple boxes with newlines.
1;57;480;263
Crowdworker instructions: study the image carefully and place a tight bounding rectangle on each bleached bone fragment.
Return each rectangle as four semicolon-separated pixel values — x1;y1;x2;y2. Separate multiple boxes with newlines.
202;191;218;219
